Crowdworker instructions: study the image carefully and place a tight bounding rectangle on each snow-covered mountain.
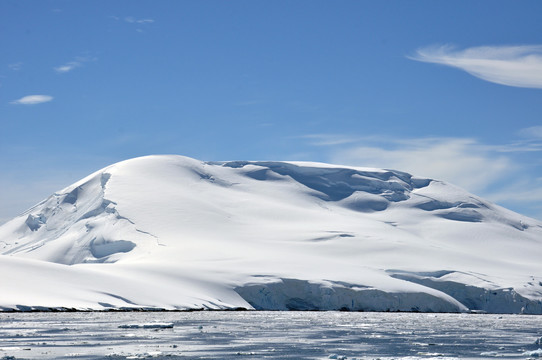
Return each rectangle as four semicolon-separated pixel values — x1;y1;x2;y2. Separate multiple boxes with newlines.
1;155;541;313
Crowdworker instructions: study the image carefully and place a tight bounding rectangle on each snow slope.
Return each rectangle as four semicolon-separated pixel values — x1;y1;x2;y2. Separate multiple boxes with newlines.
1;155;541;313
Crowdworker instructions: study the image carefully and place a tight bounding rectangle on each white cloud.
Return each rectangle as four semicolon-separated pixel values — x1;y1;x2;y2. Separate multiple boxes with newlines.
10;95;53;105
54;56;96;74
329;137;512;193
109;16;154;33
410;44;542;88
518;126;542;139
485;179;542;220
55;62;81;73
489;126;542;154
299;134;542;219
300;134;361;146
124;16;154;24
8;62;23;71
488;180;542;204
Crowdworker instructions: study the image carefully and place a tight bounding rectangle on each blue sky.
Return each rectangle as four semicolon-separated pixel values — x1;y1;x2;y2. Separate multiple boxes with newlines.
2;0;542;223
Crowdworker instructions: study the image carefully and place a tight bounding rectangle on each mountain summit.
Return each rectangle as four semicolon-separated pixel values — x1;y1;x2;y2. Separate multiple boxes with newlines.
1;155;541;313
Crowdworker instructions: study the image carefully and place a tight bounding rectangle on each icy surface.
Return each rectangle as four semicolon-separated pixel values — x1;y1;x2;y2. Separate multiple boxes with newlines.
0;312;540;359
0;155;541;312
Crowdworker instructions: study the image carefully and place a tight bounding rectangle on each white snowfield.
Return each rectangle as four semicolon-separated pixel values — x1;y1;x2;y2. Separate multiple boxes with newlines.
1;155;541;313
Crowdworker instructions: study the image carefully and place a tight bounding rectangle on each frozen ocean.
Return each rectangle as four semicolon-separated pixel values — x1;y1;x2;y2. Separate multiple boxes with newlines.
0;311;541;359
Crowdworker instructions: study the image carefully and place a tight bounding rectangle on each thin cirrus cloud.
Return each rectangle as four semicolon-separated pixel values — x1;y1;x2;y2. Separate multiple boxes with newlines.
54;62;81;73
124;16;154;24
300;134;361;146
328;137;513;193
8;62;23;71
110;15;154;24
109;15;154;33
410;44;542;89
10;95;53;105
54;56;96;74
302;132;541;193
299;132;542;219
518;126;542;140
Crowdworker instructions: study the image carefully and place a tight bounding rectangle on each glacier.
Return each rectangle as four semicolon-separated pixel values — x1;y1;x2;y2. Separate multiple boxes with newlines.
0;155;541;313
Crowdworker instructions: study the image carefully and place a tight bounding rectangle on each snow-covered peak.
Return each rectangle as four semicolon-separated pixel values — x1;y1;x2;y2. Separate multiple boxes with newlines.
1;155;541;313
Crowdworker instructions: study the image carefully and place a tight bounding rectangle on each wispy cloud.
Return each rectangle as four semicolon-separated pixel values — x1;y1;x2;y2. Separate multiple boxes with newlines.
8;62;23;71
489;126;542;154
54;55;96;74
300;133;542;219
124;16;154;24
300;134;361;146
55;62;80;73
410;44;542;89
488;179;542;204
110;15;155;32
518;126;542;140
485;178;542;221
328;137;512;193
10;95;53;105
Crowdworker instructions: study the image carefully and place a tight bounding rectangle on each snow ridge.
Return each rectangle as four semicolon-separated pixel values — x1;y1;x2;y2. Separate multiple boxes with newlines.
1;169;155;264
0;155;541;313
